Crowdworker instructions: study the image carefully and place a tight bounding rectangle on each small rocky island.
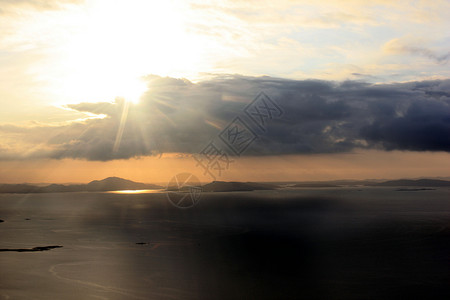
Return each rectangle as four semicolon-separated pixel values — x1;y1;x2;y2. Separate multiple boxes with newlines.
0;245;63;252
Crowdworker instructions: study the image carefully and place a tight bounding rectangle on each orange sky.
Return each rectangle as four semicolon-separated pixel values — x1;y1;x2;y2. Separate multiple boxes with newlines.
1;150;449;184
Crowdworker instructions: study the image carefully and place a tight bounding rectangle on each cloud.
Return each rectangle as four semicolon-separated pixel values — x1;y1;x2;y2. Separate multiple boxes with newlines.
384;38;450;64
361;99;450;151
0;0;82;13
404;47;450;64
1;75;450;161
191;3;377;28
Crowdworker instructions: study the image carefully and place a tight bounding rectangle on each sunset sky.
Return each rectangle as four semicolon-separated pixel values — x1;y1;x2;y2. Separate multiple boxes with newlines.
0;0;449;183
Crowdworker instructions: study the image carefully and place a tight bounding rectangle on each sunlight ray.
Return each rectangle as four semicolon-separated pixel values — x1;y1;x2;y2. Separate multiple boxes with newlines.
113;100;130;153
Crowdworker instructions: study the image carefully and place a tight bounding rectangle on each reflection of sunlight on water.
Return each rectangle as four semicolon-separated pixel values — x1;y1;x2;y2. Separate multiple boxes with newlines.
106;189;164;194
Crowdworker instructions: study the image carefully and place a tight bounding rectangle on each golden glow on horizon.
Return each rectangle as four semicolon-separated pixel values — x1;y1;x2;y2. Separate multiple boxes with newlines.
1;150;450;184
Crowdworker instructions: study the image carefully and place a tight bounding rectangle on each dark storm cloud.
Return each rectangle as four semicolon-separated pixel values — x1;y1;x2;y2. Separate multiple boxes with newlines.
1;75;450;161
361;100;450;151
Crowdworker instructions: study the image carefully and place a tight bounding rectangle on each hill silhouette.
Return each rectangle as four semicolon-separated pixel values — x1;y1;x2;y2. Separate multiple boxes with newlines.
86;177;158;191
1;178;449;194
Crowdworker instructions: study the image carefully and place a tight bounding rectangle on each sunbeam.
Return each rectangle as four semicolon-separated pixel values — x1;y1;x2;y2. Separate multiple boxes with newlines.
113;100;130;153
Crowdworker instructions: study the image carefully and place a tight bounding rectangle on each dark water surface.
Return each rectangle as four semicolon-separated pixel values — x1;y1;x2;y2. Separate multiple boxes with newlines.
1;187;449;299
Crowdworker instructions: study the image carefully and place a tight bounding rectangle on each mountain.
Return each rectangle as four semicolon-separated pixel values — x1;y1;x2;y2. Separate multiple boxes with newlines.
202;181;279;192
0;177;162;193
86;177;160;191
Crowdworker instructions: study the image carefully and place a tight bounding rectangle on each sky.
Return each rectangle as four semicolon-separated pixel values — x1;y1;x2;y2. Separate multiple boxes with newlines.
0;0;449;183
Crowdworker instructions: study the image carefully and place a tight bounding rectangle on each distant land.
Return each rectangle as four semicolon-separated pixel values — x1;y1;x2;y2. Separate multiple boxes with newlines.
396;188;436;192
0;177;449;194
370;179;450;187
288;179;450;188
292;182;340;188
0;177;162;193
202;181;279;192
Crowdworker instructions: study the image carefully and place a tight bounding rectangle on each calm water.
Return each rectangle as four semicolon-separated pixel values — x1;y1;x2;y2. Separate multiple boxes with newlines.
1;188;449;299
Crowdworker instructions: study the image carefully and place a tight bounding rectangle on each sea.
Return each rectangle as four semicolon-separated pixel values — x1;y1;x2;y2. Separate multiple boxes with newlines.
1;187;449;299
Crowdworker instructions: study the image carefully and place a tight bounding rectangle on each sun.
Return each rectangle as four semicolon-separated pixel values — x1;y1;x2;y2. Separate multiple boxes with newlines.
48;0;204;106
115;77;148;104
